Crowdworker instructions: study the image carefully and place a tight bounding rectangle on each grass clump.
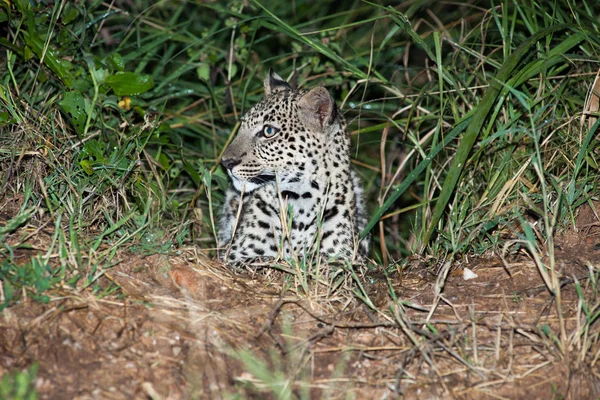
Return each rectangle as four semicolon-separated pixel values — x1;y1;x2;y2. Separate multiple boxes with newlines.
0;364;37;400
3;1;598;263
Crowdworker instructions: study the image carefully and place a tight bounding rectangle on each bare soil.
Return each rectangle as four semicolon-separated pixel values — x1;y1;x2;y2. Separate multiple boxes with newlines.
1;203;600;399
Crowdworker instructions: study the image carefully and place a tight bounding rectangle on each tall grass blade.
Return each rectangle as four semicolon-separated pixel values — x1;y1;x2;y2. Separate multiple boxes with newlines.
422;24;576;248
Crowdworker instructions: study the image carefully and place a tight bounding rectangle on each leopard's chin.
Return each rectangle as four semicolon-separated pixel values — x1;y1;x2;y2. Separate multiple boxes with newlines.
229;171;275;193
249;174;276;185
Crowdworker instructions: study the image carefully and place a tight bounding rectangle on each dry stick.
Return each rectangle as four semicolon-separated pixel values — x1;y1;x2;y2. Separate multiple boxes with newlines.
225;184;246;261
487;157;532;215
495;316;502;364
283;324;336;356
205;180;218;248
142;148;165;195
256;299;396;338
17;218;53;248
274;176;300;274
500;288;516;377
259;297;499;387
437;340;487;380
91;0;116;46
424;260;452;325
399;304;487;381
378;123;391;266
440;295;464;324
259;298;470;336
470;301;479;366
316;295;522;392
547;221;568;356
391;304;454;396
515;274;589;297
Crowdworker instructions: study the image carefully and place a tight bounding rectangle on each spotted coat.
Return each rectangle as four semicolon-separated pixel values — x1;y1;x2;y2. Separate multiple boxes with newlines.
218;70;369;264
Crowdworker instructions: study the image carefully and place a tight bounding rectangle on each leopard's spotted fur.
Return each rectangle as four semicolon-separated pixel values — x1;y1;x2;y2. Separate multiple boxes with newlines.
218;70;369;264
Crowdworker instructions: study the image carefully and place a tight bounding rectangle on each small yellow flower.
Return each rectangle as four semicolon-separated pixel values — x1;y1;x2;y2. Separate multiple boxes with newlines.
118;96;131;110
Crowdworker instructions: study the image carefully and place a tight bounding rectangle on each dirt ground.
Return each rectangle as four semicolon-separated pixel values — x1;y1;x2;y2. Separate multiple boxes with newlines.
1;204;600;399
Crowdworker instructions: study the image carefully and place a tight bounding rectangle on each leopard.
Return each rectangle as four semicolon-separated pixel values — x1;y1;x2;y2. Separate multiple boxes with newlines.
217;69;370;264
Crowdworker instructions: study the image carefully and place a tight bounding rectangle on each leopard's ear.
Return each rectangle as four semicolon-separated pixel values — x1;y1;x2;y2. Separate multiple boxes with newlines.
264;69;291;96
298;87;338;131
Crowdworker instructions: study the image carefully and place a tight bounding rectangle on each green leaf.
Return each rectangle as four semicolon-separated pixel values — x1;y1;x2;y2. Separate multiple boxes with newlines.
184;161;201;186
0;111;9;125
80;159;94;175
196;63;210;82
0;37;22;55
108;52;125;72
0;208;33;236
23;46;33;60
21;29;73;87
82;140;106;162
14;0;31;13
61;3;79;25
59;91;89;135
92;68;108;85
105;72;154;96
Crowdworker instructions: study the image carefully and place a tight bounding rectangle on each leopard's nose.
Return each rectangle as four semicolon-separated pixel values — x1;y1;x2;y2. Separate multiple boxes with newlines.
221;157;241;170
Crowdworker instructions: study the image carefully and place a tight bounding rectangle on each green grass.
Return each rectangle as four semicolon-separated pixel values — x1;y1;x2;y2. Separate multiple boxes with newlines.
0;364;37;400
1;0;600;395
1;0;598;292
0;0;598;296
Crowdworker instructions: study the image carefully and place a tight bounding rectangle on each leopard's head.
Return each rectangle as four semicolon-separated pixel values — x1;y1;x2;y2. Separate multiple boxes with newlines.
221;69;341;192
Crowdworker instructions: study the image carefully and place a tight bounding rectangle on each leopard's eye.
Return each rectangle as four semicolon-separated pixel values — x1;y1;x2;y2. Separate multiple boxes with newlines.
262;125;279;138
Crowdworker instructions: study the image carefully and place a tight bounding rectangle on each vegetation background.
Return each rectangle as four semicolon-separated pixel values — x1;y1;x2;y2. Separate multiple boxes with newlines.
1;0;599;398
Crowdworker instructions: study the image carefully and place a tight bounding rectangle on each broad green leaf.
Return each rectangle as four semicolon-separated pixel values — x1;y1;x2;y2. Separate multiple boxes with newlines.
108;53;125;72
61;3;79;25
105;72;154;96
197;63;210;82
82;140;106;162
59;91;88;135
21;29;73;87
80;160;94;175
